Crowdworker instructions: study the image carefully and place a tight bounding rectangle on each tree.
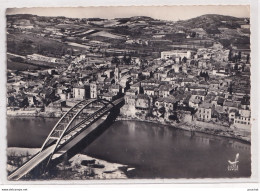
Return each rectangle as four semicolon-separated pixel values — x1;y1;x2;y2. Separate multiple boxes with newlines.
246;54;250;63
234;63;239;70
182;56;187;63
69;47;74;56
242;63;246;72
158;107;166;117
169;114;178;121
204;71;209;81
233;54;238;63
226;63;231;71
238;51;241;61
122;53;127;64
104;50;109;57
10;57;24;63
190;32;196;38
111;56;120;64
220;39;231;48
199;71;209;81
228;49;232;61
61;36;66;42
228;83;233;95
126;55;132;65
190;60;195;65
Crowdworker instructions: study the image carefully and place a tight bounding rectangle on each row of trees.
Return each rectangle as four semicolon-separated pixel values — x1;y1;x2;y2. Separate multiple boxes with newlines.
111;54;132;65
228;50;250;63
228;50;242;62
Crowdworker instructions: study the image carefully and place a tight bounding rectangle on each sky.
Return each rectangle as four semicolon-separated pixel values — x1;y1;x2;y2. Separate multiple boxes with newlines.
6;6;250;21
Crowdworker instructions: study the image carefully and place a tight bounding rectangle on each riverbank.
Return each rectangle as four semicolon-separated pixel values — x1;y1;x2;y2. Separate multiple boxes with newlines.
7;147;128;180
116;116;251;144
7;110;63;118
7;112;251;143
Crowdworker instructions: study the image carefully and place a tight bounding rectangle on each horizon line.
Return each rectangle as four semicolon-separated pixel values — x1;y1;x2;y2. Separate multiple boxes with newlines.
6;6;250;21
6;13;250;22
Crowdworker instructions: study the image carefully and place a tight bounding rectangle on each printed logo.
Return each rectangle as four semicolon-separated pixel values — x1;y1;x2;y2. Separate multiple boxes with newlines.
227;153;239;171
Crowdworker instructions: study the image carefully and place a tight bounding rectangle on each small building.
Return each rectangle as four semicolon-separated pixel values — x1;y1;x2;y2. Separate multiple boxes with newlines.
130;82;141;94
142;70;152;78
102;92;115;102
27;95;35;106
27;54;58;63
197;103;212;121
161;50;193;60
110;84;122;96
223;101;239;113
233;109;251;130
39;88;55;100
143;86;158;97
73;85;90;100
159;85;174;98
131;70;142;79
60;91;71;101
125;94;136;107
90;82;98;99
154;96;177;111
228;109;238;123
125;89;138;96
135;94;150;111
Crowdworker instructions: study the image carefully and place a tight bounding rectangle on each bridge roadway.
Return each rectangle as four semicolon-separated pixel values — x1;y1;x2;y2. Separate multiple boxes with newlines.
8;145;56;180
8;98;123;180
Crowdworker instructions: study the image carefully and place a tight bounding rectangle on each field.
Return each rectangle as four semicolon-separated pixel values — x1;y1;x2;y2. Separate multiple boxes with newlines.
7;54;54;71
91;31;125;39
7;60;42;71
7;33;72;57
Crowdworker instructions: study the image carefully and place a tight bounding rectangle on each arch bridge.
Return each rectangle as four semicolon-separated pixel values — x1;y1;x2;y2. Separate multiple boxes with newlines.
8;97;124;180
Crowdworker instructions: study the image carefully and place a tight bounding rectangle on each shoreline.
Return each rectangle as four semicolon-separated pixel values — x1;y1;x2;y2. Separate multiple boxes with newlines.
7;114;251;144
115;117;251;144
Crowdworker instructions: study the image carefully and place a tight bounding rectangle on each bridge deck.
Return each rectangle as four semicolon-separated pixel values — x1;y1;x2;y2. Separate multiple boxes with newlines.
8;145;56;180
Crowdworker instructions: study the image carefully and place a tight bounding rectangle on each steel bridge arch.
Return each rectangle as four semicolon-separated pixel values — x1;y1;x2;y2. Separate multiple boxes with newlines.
41;98;114;154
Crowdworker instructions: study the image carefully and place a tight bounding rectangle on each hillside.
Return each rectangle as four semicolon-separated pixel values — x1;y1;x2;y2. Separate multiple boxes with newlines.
176;14;247;30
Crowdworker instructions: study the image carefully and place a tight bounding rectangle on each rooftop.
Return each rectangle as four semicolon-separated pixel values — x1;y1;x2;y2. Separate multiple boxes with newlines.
199;102;211;109
137;94;149;100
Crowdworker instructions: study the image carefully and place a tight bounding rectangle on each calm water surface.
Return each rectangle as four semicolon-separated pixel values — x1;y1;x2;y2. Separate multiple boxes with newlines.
7;117;251;178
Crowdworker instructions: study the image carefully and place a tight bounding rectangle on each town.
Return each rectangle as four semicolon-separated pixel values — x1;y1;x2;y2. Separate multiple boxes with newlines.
6;14;251;142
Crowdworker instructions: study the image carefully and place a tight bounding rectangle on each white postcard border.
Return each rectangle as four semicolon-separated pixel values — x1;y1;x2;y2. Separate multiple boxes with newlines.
0;0;259;186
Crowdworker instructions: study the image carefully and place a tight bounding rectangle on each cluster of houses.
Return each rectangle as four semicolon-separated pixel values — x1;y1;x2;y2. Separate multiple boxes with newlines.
119;50;251;131
7;43;251;131
6;15;251;131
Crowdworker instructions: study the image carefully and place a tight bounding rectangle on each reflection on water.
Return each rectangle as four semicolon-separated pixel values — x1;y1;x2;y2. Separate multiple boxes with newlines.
83;120;251;178
7;117;58;148
7;118;251;178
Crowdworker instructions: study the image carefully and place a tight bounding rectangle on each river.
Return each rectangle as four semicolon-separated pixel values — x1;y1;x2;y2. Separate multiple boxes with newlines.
7;117;251;179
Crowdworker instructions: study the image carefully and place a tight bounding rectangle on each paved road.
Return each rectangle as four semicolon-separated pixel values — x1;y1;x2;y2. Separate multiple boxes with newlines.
7;52;26;59
8;145;55;181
